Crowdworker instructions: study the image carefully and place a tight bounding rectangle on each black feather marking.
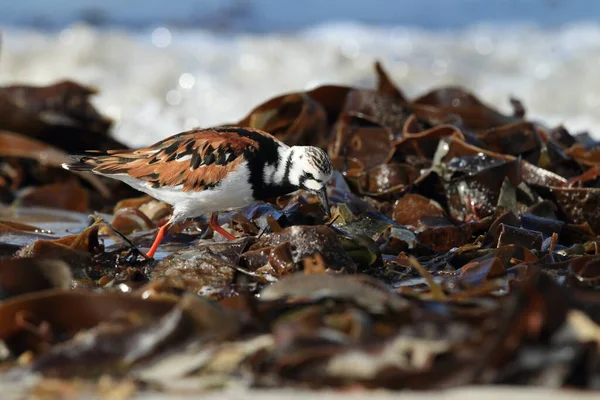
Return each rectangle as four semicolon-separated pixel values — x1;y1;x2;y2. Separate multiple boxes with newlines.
100;167;132;174
191;152;202;170
162;141;179;156
140;172;160;180
183;140;195;155
298;175;307;187
63;160;94;172
282;150;294;186
204;151;215;166
148;157;160;165
215;149;226;165
165;152;178;162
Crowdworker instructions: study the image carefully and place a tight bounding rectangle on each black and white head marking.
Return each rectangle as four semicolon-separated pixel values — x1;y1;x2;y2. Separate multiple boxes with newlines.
260;144;333;204
285;146;333;191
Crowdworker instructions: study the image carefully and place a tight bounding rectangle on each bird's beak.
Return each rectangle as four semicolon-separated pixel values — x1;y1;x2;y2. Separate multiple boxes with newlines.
316;187;331;218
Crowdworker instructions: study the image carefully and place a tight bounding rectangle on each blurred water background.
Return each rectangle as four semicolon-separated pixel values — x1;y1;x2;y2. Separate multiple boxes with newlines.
1;0;599;146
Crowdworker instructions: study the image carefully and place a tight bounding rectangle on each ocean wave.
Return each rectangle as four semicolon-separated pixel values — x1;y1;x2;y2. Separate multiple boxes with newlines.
1;22;599;146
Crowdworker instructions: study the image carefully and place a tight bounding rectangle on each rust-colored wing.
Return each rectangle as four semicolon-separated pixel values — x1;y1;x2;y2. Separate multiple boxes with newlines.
67;128;263;192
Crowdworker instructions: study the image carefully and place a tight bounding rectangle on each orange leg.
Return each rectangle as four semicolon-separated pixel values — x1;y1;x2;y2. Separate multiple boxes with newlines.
209;213;235;240
147;223;170;258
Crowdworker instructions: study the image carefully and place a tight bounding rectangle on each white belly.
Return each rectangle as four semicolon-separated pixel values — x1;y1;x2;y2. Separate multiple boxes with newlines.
113;161;255;222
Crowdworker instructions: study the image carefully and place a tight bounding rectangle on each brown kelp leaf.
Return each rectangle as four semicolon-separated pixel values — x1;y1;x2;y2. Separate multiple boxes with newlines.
0;130;110;197
258;311;351;383
374;61;407;102
566;166;600;188
568;255;600;289
330;61;408;133
303;253;328;275
520;212;564;240
459;257;505;287
412;87;518;130
565;144;600;167
560;222;597;247
393;194;446;229
0;220;47;233
113;195;154;212
237;92;328;147
347;163;419;199
0;258;72;300
342;88;409;132
520;160;567;188
250;225;357;273
526;200;559;219
409;105;463;129
104;199;172;236
16;221;101;268
106;207;155;236
17;180;89;212
240;247;270;271
134;279;185;303
0;159;23;193
336;211;416;249
402;113;425;135
306;85;352;125
163;292;240;339
0;81;125;152
15;240;92;268
330;156;364;177
441;136;513;164
0;81;109;132
30;293;239;378
323;333;455;388
269;242;296;275
138;200;173;223
0;130;71;165
417;219;473;253
0;224;57;254
446;158;522;221
329;114;394;170
548;125;577;149
541;141;584;180
334;230;381;271
495;224;543;251
152;239;249;297
0;290;176;356
487;245;539;269
478;122;542;163
31;305;189;377
396;125;464;162
550;187;600;234
260;273;409;313
51;220;101;252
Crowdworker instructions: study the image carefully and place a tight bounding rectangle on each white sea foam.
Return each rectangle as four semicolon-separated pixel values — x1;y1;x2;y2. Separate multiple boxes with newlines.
1;22;600;147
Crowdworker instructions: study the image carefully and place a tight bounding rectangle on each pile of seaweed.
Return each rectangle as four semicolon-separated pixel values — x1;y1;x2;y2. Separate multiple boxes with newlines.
1;60;600;396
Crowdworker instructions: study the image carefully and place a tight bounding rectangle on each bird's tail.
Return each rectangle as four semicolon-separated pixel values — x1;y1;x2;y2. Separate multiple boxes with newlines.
61;151;106;172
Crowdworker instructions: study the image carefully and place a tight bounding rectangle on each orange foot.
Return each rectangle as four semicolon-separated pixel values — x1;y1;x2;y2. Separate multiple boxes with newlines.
146;223;170;259
209;213;235;240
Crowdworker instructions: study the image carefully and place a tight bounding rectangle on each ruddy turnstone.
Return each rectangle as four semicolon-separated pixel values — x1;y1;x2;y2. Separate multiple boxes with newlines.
62;126;333;258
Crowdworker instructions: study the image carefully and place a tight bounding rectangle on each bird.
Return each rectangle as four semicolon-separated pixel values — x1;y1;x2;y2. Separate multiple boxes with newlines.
62;126;334;258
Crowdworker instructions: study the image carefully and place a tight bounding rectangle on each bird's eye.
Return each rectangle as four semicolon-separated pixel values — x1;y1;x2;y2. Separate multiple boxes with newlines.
306;173;315;179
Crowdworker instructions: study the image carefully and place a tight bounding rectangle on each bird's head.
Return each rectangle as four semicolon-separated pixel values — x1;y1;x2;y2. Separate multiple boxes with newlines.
287;146;333;217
